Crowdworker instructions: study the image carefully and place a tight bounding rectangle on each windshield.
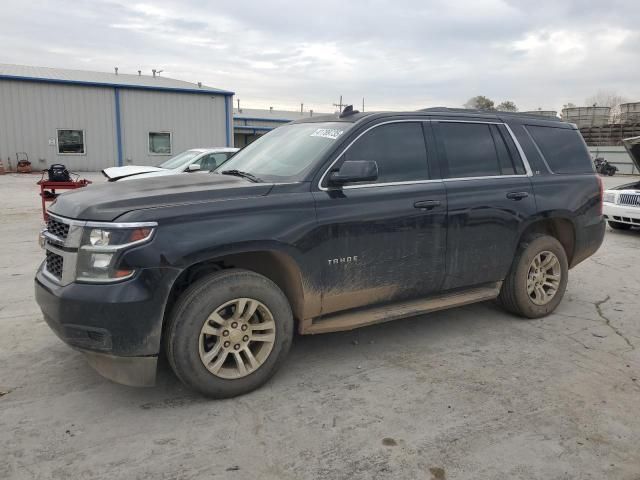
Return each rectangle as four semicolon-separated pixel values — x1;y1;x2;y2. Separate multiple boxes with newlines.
216;122;350;182
159;150;202;170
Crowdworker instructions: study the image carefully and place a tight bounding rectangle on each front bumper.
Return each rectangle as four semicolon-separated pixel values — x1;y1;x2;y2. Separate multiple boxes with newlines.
603;203;640;226
35;265;177;386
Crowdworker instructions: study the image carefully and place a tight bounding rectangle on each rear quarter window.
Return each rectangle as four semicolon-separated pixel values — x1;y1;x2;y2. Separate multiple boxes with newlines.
526;125;593;174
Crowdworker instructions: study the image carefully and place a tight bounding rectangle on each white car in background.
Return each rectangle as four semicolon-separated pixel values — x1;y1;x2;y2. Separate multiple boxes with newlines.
102;148;239;181
603;136;640;230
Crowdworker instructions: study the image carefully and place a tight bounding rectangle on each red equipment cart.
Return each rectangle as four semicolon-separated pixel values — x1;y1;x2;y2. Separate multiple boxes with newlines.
37;174;92;222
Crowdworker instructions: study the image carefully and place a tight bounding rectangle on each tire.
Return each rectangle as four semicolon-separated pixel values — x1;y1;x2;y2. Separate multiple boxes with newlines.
608;221;632;230
165;269;294;398
498;234;569;319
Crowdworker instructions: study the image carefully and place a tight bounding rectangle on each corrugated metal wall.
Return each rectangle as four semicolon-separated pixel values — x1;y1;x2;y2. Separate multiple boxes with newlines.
0;79;117;171
0;79;230;171
119;90;228;165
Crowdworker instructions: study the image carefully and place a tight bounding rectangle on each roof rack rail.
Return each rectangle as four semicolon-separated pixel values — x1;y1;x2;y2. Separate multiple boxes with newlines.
418;107;564;121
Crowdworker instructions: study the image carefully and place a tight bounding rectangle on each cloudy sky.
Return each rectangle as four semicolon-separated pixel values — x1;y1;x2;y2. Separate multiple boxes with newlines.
2;0;639;113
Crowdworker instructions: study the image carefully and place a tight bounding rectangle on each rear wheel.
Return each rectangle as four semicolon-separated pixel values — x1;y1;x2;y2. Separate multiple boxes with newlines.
499;234;569;318
608;221;632;230
165;269;293;398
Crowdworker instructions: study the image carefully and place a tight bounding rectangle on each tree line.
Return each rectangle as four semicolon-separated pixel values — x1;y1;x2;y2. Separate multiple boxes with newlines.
464;89;630;120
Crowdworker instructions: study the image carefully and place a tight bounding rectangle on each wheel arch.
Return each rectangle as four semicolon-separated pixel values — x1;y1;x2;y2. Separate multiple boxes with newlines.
162;247;317;338
517;216;576;266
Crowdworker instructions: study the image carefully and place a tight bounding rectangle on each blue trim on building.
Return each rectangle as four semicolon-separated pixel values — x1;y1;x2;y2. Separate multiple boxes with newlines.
225;96;231;147
113;88;124;167
0;74;234;96
234;116;293;123
234;125;274;132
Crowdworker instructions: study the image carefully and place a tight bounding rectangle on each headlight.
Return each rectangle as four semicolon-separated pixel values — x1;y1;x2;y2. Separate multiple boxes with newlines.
603;192;615;204
89;228;111;246
76;226;155;282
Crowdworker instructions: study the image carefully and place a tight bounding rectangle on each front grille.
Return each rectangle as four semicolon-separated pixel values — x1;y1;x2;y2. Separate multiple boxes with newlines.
45;250;64;279
618;193;640;207
47;217;70;239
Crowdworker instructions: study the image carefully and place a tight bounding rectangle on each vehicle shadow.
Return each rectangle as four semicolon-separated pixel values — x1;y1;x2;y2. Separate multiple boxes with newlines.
93;300;516;408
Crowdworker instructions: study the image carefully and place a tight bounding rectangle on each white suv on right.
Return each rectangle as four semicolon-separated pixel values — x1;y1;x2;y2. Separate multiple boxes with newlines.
603;136;640;230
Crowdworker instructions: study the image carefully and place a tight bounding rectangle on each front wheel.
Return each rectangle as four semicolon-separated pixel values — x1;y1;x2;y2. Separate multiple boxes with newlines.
165;269;294;398
499;234;569;318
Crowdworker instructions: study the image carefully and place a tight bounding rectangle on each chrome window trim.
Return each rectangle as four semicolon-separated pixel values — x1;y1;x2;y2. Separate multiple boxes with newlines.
318;119;432;191
317;118;534;191
502;123;534;176
521;125;553;174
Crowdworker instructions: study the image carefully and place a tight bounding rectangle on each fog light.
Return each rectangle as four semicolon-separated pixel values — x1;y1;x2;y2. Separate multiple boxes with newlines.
91;253;113;269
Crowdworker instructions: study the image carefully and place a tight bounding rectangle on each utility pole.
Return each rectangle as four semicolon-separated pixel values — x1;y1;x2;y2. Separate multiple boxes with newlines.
333;95;344;112
362;97;365;112
236;98;240;112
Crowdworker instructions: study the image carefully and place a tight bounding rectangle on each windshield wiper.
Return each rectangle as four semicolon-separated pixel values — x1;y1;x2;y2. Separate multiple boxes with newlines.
218;169;263;183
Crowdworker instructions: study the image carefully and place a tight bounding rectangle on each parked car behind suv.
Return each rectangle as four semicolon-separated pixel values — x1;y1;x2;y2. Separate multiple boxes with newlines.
603;136;640;230
35;107;604;398
102;147;238;181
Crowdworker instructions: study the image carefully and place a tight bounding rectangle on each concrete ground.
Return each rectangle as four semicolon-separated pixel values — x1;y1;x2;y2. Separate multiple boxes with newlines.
0;172;639;480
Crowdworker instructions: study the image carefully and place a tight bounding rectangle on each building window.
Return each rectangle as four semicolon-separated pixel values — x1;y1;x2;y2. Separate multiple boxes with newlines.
149;132;172;155
57;129;85;155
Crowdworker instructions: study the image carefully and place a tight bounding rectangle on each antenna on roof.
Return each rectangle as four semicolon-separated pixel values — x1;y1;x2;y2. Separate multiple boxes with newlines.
339;105;359;118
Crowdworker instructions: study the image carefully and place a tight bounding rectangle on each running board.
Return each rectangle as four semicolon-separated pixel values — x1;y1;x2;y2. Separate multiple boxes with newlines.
303;282;502;335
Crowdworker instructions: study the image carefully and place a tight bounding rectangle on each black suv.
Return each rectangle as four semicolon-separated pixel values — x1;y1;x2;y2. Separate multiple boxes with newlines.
35;108;605;397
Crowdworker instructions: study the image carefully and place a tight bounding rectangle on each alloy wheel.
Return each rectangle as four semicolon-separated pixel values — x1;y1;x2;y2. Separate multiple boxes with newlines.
198;298;276;379
526;251;561;306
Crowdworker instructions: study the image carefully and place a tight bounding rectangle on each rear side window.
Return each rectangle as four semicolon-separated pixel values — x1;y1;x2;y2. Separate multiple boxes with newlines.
438;123;500;178
526;125;592;174
344;122;429;183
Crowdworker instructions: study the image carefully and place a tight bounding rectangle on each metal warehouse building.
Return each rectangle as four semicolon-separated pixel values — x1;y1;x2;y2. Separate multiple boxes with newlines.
0;64;234;171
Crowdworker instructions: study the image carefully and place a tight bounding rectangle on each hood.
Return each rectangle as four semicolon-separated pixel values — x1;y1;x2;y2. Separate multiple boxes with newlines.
622;136;640;172
49;173;273;221
102;165;167;181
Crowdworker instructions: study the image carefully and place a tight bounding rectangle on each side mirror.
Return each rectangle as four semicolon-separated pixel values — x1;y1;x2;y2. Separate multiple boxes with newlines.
328;160;378;186
186;164;201;172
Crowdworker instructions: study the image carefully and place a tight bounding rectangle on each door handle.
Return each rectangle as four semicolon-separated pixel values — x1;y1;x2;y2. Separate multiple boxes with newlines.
506;191;529;201
414;200;441;209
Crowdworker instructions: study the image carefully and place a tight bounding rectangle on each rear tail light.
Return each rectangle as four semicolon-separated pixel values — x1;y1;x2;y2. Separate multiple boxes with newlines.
597;175;603;216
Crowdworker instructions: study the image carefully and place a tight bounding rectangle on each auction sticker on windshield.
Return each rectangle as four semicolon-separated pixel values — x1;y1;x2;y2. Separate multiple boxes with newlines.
311;128;344;140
